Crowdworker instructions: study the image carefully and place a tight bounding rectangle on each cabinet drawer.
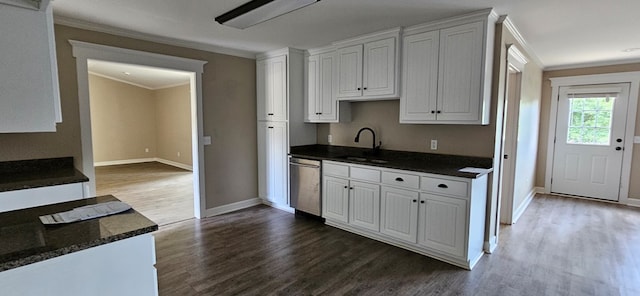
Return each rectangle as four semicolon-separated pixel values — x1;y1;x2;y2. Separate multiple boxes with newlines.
323;161;349;177
350;166;381;182
421;177;468;198
381;171;420;189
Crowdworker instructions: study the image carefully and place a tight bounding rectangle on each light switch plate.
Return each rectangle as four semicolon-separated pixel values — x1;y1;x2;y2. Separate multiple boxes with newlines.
634;136;640;144
203;136;212;145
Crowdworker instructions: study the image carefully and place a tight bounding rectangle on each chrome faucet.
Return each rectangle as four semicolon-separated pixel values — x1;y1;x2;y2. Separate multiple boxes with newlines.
354;127;381;152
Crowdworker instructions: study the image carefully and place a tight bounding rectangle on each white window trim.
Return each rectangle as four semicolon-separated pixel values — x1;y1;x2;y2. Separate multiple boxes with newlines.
546;72;640;206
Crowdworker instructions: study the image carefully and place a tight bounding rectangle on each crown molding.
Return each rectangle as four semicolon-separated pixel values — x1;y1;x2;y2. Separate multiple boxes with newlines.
54;15;257;59
497;15;544;69
544;57;640;71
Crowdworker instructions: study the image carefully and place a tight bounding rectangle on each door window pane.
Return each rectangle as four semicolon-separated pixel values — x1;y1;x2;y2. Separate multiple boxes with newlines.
566;96;615;145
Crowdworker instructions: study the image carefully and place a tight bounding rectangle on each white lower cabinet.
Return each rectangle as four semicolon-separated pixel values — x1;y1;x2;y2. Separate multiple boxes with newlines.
380;186;419;243
0;183;86;213
322;176;349;223
257;121;288;206
418;193;467;258
321;160;487;270
348;181;380;232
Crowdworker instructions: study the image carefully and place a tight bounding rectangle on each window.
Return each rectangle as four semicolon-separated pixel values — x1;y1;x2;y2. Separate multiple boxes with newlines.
566;95;615;145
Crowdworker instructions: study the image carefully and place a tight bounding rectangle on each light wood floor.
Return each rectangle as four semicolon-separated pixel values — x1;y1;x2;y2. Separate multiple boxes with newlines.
95;162;194;226
154;194;640;295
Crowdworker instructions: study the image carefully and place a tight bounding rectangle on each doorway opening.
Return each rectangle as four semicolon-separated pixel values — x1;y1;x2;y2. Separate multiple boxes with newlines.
546;72;640;205
550;84;630;201
70;40;208;220
87;60;195;225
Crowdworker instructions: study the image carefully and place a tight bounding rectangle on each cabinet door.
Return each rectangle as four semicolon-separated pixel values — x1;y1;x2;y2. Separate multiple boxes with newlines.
418;193;467;258
400;31;439;123
362;37;396;97
437;21;484;122
348;181;380;232
322;176;349;223
268;122;289;205
258;122;288;205
336;45;363;98
305;54;320;122
257;122;269;199
380;186;419;243
318;52;338;121
0;5;61;132
268;55;288;121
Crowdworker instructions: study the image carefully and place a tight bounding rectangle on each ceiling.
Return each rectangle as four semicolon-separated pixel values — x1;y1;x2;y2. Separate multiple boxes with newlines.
53;0;640;69
87;60;191;89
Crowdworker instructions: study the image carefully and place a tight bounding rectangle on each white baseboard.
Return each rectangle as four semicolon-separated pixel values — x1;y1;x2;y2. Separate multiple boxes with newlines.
484;236;498;254
94;158;192;171
627;198;640;207
155;158;193;171
511;187;540;224
261;199;295;213
94;158;156;167
204;198;262;217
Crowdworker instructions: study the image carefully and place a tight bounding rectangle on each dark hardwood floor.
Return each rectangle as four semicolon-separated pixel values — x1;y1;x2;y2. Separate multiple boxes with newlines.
154;194;640;295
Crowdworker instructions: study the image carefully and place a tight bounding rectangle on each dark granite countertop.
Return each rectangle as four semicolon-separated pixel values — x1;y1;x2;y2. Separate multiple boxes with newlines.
290;145;493;178
0;157;89;193
0;195;157;272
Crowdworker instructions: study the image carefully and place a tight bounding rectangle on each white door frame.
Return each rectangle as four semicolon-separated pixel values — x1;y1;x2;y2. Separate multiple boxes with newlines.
69;40;208;218
546;72;640;206
498;45;527;225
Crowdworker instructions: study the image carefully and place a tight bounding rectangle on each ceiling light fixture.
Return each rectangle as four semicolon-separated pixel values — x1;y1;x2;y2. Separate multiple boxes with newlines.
622;48;640;53
123;72;131;75
215;0;320;29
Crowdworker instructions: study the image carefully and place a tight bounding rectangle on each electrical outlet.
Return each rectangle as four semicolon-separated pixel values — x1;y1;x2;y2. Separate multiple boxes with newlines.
177;152;181;157
430;139;438;150
328;134;332;143
145;148;149;153
635;136;640;143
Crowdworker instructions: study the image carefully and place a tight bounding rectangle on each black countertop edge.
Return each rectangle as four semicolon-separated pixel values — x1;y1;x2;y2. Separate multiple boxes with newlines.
0;195;158;272
0;227;157;272
0;157;89;193
290;144;493;178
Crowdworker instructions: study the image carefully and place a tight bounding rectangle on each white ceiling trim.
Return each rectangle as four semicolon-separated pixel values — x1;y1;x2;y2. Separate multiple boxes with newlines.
88;70;189;91
544;57;640;71
55;15;257;59
498;15;543;69
88;71;155;90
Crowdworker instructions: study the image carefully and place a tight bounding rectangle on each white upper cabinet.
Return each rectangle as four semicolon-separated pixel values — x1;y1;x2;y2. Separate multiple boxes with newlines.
0;2;62;133
400;9;497;125
437;22;484;122
335;28;401;101
336;45;363;98
305;49;343;122
400;30;440;122
257;55;287;121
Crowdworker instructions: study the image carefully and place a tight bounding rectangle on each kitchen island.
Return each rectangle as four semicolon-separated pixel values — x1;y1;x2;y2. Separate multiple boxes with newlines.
0;195;158;296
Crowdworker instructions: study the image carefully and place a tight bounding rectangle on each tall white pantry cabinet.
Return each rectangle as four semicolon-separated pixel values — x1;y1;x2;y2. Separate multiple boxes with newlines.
256;48;316;208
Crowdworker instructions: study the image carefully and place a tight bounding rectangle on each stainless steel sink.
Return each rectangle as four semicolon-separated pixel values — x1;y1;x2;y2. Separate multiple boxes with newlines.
338;155;389;164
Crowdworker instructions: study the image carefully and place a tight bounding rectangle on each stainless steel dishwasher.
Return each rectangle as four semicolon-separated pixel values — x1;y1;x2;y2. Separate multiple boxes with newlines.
289;157;321;216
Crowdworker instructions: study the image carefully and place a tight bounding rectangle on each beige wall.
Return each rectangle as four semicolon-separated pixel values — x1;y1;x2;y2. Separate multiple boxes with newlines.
155;84;192;166
503;32;544;214
89;74;157;163
317;100;496;158
0;24;257;209
538;63;640;200
89;75;193;167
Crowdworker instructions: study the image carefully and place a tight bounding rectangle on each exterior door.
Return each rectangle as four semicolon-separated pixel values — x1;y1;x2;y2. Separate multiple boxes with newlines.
551;84;630;201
